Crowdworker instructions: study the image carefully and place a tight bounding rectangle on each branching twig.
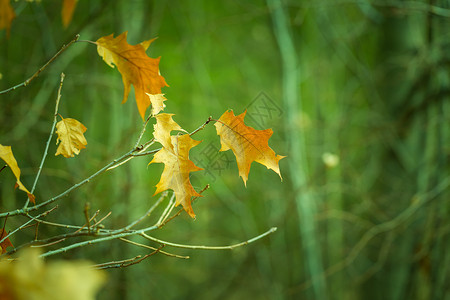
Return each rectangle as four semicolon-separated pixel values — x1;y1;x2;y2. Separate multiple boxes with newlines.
124;192;168;231
119;238;189;259
74;210;100;234
157;184;210;228
156;194;176;226
90;212;112;229
0;28;280;270
0;148;137;218
23;73;66;209
92;255;143;269
0;206;58;245
134;113;154;149
39;224;159;258
93;245;164;269
0;35;79;95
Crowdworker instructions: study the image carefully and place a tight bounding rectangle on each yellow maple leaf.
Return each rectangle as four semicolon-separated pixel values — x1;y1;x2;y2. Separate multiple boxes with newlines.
214;110;285;186
61;0;78;28
96;32;168;120
0;144;35;203
55;117;87;158
150;134;203;218
153;113;186;151
0;0;15;38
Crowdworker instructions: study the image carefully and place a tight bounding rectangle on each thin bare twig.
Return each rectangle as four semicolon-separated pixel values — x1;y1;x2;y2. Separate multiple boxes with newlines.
134;113;154;148
39;224;159;258
141;227;277;250
157;184;210;228
189;116;212;136
74;210;100;234
23;73;66;209
90;212;112;229
30;238;66;248
121;246;163;267
0;35;79;95
119;238;189;259
84;203;92;233
92;255;143;269
124;192;168;231
156;194;176;226
94;245;164;269
0;148;136;218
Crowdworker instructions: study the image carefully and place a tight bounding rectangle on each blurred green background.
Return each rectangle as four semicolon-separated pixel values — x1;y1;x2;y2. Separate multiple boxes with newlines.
1;0;449;299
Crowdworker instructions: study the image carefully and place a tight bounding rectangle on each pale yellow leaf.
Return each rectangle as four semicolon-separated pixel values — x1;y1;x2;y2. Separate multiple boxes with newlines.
147;93;167;116
55;117;87;158
153;113;186;151
150;134;203;218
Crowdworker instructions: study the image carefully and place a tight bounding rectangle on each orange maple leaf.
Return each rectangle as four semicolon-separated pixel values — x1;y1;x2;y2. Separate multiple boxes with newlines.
55;117;87;158
0;229;13;254
214;110;285;186
96;32;168;120
0;0;15;38
150;134;203;218
0;144;35;203
61;0;78;28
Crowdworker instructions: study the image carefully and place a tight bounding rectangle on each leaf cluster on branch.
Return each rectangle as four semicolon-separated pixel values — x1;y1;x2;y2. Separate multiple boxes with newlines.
0;31;284;285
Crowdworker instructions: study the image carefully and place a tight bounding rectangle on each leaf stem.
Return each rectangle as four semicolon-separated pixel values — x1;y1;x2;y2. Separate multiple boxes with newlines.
189;116;212;136
0;35;80;95
76;40;98;46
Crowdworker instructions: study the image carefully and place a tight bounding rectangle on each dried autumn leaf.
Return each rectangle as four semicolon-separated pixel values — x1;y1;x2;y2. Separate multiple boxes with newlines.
61;0;78;28
0;229;13;254
0;0;15;38
214;110;285;186
153;113;186;150
0;144;35;203
150;134;203;218
55;117;87;158
147;93;167;116
96;32;168;120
